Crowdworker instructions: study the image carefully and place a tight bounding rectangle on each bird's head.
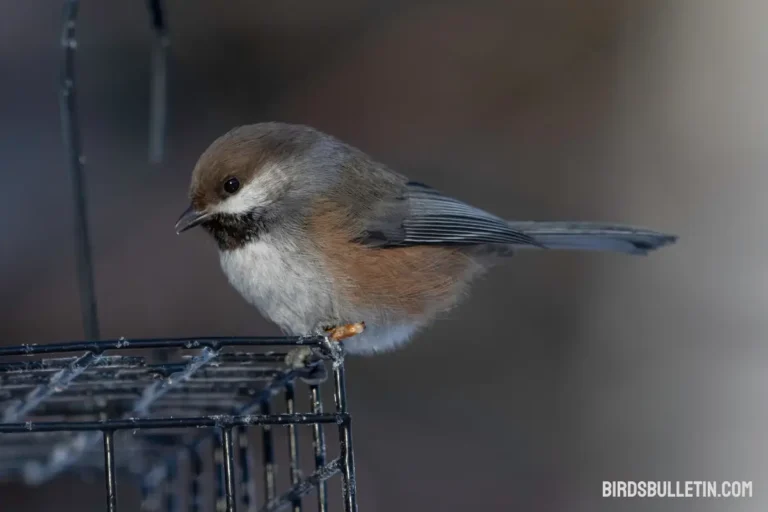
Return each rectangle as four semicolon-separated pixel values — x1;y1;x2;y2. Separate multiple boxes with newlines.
175;123;335;247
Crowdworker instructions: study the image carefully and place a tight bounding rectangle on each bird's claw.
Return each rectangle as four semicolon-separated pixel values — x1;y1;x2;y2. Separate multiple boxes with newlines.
319;322;364;369
285;322;365;382
324;322;365;342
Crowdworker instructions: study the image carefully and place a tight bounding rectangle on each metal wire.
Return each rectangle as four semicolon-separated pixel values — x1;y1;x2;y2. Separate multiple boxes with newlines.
60;0;100;341
261;399;277;504
58;0;170;347
221;428;238;512
146;0;169;163
0;337;357;512
238;426;256;511
103;430;118;512
215;432;225;512
285;383;301;512
309;385;328;512
334;364;358;512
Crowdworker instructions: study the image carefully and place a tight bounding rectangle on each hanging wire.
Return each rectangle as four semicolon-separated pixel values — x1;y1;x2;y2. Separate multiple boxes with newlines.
60;0;100;341
147;0;169;163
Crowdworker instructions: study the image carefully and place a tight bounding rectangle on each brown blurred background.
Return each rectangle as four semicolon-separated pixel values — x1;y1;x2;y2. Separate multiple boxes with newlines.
0;0;766;511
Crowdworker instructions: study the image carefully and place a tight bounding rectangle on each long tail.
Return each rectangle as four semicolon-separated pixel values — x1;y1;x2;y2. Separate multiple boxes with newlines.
506;221;677;255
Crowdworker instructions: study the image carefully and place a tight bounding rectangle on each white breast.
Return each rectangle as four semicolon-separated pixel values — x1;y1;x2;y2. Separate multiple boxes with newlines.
218;236;426;355
218;237;334;335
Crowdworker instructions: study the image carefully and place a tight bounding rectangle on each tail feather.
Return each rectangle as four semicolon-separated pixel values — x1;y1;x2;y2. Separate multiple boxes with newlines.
506;221;677;255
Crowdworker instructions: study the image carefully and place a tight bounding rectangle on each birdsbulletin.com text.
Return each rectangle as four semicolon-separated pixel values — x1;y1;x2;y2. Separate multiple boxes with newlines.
603;481;752;498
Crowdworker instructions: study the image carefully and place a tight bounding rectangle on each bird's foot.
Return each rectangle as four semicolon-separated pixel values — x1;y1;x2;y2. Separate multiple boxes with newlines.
324;322;366;342
318;322;364;369
284;322;364;383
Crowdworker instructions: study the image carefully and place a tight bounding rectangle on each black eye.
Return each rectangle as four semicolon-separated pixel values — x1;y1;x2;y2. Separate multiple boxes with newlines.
223;177;240;194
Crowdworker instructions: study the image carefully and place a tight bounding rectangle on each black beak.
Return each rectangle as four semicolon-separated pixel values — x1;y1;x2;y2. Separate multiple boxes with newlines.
175;205;211;234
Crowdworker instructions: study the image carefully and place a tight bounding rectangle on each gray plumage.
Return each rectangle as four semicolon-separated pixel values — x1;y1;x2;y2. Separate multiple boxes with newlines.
504;221;676;255
360;181;540;247
358;180;674;255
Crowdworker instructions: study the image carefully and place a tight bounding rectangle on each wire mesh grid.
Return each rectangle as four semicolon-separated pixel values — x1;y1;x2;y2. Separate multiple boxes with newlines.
1;1;359;511
0;337;357;512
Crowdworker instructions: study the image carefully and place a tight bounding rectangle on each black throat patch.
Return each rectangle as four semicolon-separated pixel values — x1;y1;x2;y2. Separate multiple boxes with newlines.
202;212;268;251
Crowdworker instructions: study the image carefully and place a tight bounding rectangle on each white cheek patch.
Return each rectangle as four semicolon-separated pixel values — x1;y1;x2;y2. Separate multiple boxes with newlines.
213;164;289;215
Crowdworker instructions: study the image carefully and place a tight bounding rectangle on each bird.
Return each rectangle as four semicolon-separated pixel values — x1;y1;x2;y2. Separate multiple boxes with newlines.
175;122;676;363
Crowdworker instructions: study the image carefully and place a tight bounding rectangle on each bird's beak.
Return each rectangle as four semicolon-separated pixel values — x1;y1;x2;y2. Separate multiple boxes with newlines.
175;205;211;234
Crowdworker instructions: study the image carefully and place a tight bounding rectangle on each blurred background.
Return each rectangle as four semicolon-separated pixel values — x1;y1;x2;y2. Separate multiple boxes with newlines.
0;0;766;511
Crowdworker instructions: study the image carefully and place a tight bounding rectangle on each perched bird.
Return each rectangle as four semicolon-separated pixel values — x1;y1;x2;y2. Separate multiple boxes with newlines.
176;122;676;359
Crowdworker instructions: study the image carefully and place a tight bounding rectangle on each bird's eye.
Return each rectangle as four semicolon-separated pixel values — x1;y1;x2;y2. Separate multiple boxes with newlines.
223;177;240;194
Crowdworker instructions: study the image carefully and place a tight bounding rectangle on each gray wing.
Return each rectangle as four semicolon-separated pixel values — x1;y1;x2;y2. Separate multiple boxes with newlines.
357;181;540;248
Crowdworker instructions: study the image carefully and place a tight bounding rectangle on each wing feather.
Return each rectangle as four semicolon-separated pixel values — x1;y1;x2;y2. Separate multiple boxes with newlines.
358;182;539;247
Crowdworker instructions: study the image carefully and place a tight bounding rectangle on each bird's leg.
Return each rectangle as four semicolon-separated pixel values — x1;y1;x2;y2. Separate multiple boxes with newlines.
284;322;365;383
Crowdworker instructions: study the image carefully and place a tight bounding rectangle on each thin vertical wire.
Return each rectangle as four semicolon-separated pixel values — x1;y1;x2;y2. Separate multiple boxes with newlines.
333;365;357;512
103;430;118;512
221;428;237;512
309;385;328;512
261;399;276;504
285;383;301;512
238;427;257;511
146;0;168;163
215;433;225;512
60;0;100;340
